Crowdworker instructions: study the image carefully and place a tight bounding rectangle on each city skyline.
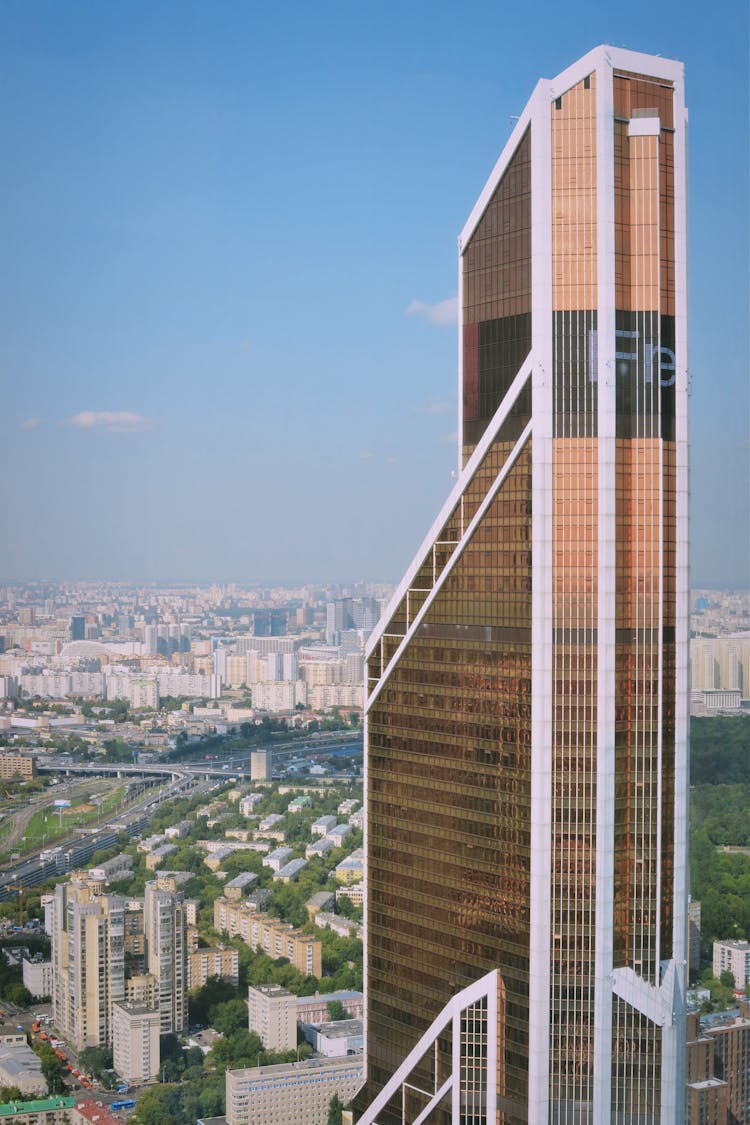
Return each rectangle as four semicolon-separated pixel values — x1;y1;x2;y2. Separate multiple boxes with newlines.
1;1;748;589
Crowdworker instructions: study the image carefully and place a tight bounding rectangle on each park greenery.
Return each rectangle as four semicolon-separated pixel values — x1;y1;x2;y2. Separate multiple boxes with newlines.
689;716;750;966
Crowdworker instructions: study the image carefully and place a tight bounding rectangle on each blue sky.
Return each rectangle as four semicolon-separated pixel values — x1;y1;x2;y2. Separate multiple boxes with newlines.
1;0;747;587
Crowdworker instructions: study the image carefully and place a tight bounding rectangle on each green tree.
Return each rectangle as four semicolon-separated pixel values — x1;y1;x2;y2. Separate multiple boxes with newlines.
328;1093;344;1125
188;976;238;1025
212;998;249;1037
135;1085;183;1125
33;1042;63;1094
78;1046;113;1077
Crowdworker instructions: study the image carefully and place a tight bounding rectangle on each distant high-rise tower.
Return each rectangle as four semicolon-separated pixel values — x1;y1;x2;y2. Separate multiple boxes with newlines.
69;615;85;641
357;46;688;1124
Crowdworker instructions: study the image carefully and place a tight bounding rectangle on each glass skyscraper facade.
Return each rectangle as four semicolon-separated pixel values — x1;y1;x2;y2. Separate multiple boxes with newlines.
358;46;688;1124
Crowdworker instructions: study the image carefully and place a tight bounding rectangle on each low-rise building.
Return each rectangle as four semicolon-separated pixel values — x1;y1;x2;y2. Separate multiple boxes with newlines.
145;843;178;871
336;882;364;909
225;828;251;842
225;1055;364;1125
0;1034;46;1096
88;854;133;884
258;814;284;834
262;847;293;873
154;870;193;892
313;911;358;938
70;1100;126;1125
204;847;237;872
305;891;335;919
302;1018;363;1058
239;794;263;817
274;858;308;883
306;837;335;860
327;824;353;846
295;991;364;1025
0;1095;75;1123
164;819;193;840
311;816;337;838
224;872;258;901
334;848;363;885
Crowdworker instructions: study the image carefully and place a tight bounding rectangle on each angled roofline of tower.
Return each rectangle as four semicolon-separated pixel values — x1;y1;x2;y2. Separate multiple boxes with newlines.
364;355;533;668
459;45;684;251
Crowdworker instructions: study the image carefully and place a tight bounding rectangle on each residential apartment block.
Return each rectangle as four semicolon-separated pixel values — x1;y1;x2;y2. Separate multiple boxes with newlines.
247;984;298;1052
213;898;321;978
713;939;750;990
111;1001;160;1085
0;753;37;780
187;946;239;990
50;873;187;1050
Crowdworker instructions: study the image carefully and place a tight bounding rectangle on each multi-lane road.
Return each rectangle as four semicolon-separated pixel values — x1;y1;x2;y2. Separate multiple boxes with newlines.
0;730;362;898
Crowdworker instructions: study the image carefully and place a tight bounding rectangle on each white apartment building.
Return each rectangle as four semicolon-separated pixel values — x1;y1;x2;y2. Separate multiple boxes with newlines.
239;793;263;816
713;939;750;989
308;683;363;711
262;847;293;873
22;957;53;999
225;1055;364;1125
311;815;337;837
690;634;750;693
112;1002;160;1085
247;984;297;1052
129;676;159;710
250;680;306;712
336;882;364;909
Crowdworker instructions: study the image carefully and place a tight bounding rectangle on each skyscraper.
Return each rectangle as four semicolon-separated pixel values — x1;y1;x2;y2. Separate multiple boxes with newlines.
51;874;126;1051
143;880;188;1035
357;46;688;1124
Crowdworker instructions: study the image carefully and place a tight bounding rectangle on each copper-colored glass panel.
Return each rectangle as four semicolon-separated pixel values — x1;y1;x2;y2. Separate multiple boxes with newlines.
364;441;533;1125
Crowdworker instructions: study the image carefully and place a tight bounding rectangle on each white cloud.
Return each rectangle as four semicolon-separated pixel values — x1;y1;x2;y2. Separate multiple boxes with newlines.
70;411;152;433
20;417;42;429
359;451;375;460
414;398;453;416
441;431;458;444
405;295;458;327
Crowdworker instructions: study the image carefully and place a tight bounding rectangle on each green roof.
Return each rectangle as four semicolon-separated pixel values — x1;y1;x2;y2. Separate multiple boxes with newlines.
0;1097;75;1117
